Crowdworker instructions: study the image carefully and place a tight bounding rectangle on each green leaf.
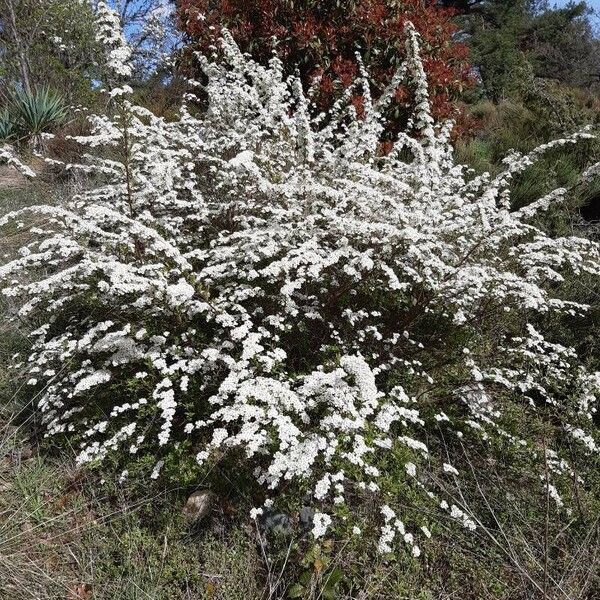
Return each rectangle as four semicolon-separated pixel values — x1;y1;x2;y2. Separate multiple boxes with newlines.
299;570;312;585
325;567;343;587
288;583;305;598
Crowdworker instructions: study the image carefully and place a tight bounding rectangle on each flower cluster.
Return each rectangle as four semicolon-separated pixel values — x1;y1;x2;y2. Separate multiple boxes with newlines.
0;145;36;178
1;18;599;555
95;1;133;81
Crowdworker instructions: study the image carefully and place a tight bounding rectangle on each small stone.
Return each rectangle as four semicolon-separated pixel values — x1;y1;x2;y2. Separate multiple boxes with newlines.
21;520;34;534
299;506;315;529
258;507;293;536
182;490;215;523
20;444;34;460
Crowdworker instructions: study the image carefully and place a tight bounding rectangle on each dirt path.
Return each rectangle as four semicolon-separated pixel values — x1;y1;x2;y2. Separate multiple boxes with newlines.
0;164;32;190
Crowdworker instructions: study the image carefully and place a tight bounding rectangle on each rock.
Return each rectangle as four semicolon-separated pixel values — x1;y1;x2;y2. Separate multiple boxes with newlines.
19;444;34;460
257;507;294;536
0;480;13;492
182;490;215;523
299;506;315;530
21;520;34;534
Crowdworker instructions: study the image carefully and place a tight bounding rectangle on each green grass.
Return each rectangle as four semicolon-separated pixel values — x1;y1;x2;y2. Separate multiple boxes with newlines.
0;434;266;599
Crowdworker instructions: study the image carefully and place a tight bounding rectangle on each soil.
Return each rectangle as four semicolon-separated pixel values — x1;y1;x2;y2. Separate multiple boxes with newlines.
0;164;32;190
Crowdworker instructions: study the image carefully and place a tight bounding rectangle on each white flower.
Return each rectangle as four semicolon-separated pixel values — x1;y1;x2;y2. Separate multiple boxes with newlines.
405;462;417;477
95;2;132;79
312;512;332;539
250;507;263;519
443;463;459;476
150;460;165;479
166;278;195;307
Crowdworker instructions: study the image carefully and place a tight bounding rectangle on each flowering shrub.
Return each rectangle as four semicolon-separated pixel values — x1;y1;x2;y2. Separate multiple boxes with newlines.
176;0;472;121
1;12;599;556
95;1;133;83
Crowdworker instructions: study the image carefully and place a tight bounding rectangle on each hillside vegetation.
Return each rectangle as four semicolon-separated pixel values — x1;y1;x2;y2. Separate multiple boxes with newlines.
1;1;600;599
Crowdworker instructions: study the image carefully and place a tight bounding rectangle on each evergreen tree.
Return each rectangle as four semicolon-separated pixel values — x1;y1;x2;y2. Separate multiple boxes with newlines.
458;0;599;100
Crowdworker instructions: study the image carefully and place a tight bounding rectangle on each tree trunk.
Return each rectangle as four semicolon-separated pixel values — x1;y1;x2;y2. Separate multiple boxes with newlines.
3;0;33;94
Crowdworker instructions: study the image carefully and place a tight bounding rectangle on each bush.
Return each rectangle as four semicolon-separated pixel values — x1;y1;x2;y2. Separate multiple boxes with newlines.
455;80;600;209
12;87;68;145
1;17;599;582
176;0;473;122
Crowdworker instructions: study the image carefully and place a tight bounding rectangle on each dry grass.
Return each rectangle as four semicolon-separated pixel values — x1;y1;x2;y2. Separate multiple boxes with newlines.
0;410;266;599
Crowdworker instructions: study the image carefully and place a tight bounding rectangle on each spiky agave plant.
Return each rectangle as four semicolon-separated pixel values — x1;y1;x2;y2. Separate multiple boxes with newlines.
0;109;18;143
9;87;68;148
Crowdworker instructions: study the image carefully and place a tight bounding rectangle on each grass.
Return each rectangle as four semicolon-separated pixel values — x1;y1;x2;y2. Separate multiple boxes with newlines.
0;430;265;599
0;382;265;600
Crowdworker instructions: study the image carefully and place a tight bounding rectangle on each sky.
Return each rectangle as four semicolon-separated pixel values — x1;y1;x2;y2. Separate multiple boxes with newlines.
553;0;600;9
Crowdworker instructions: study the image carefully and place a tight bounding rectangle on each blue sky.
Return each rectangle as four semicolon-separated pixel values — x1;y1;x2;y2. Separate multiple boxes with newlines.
553;0;600;9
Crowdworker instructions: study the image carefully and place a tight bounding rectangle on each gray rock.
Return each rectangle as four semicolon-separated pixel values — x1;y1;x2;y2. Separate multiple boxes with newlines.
299;506;315;529
258;507;294;536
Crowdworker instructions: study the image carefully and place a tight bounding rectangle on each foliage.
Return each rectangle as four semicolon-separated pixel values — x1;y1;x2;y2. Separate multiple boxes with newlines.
463;0;599;101
6;86;68;146
0;0;100;103
454;73;600;210
467;0;532;100
1;12;600;585
176;0;472;121
0;107;17;142
525;2;599;89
